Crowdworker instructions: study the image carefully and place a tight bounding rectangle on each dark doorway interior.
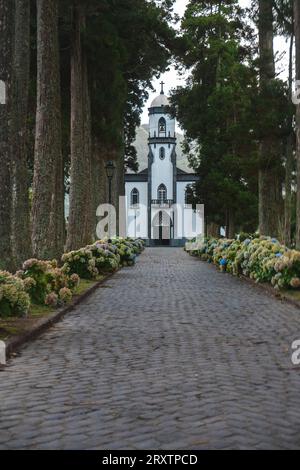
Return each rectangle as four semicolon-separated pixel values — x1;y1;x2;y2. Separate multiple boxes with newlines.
153;210;171;246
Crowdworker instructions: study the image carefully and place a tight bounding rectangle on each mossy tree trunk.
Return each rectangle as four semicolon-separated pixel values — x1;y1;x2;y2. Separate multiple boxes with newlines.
294;0;300;248
66;3;93;251
0;0;14;270
31;0;63;259
11;0;32;267
258;0;282;238
284;32;294;247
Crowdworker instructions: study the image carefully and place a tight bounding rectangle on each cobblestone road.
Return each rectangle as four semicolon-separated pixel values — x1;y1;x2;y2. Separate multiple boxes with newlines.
1;248;300;449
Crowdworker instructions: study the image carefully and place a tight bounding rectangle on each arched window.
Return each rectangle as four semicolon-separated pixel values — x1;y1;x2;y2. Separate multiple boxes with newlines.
159;147;165;160
158;184;167;204
185;185;193;205
158;117;166;135
131;188;139;207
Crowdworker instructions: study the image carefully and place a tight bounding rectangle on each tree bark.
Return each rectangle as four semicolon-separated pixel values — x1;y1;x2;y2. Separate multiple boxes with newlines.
295;0;300;248
66;4;93;250
228;208;235;239
82;52;93;243
284;32;294;247
258;0;281;238
11;0;31;267
0;0;14;270
32;0;63;260
92;140;124;240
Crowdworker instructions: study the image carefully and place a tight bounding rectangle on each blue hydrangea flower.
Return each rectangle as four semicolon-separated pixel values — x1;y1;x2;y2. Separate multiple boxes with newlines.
275;253;282;258
220;258;227;266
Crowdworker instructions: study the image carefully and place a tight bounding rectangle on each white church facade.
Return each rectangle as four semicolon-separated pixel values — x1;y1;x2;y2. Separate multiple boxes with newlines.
125;83;199;246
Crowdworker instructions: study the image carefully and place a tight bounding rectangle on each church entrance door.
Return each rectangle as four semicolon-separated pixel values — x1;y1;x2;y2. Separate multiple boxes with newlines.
153;210;172;246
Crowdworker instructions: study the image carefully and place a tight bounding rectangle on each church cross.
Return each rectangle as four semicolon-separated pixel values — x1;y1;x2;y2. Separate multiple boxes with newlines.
160;81;165;94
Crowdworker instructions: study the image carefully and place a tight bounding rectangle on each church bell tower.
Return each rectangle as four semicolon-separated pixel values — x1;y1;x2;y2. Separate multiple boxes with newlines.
147;82;177;243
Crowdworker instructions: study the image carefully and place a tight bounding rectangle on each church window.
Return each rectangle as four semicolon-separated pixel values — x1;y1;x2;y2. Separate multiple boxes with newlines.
158;184;167;204
159;147;165;160
158;117;166;135
131;188;139;206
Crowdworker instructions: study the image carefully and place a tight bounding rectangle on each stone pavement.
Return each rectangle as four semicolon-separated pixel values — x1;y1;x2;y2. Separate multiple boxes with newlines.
1;247;300;450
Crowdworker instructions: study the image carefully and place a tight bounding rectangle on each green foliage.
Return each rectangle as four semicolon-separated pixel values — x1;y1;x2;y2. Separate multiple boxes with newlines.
171;0;291;233
82;0;177;170
171;0;260;231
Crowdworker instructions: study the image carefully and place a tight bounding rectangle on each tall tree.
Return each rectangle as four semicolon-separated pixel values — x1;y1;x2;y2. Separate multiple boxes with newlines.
0;0;14;270
11;0;31;266
87;0;176;236
295;0;300;248
258;0;283;237
171;0;259;235
284;31;294;246
66;3;93;251
31;0;64;259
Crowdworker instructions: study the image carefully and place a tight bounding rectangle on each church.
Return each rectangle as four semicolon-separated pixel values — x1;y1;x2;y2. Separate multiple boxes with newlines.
125;83;199;246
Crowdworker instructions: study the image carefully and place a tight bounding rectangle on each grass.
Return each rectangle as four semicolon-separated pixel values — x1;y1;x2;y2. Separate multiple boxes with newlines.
0;275;105;342
280;289;300;302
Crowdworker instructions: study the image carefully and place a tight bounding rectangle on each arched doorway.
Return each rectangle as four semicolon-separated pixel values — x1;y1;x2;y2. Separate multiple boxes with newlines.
152;210;172;246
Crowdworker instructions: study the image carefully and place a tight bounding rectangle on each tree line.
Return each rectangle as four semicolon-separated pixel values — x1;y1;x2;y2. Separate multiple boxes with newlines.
2;0;300;272
0;0;177;270
171;0;300;246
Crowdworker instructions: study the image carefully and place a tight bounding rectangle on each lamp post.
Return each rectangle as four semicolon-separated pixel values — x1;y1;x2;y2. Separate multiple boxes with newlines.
105;160;116;205
105;161;116;239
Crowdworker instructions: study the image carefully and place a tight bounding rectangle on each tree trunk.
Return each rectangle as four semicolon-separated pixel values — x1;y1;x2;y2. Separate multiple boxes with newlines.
31;0;63;259
258;0;281;238
11;0;31;267
66;5;93;251
0;0;14;270
295;0;300;248
82;52;93;243
284;32;294;247
50;140;65;258
207;222;220;238
228;208;235;239
92;140;123;239
113;149;125;236
258;167;281;237
91;138;103;239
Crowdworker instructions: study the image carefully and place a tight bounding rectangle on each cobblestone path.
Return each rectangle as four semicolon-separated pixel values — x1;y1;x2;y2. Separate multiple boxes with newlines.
1;248;300;449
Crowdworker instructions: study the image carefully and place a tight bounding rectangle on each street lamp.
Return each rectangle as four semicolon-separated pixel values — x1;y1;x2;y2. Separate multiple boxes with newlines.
105;160;116;205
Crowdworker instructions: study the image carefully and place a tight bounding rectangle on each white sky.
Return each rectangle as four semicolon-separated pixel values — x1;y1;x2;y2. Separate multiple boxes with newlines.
141;0;290;125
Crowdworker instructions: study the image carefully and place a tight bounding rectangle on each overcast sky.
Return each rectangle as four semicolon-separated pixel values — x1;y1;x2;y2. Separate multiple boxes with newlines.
141;0;290;125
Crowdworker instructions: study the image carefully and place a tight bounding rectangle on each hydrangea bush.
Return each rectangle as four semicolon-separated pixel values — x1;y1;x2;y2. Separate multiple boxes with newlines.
186;236;300;290
108;238;142;266
1;238;144;317
62;244;119;279
0;271;30;317
17;259;80;307
62;237;145;278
